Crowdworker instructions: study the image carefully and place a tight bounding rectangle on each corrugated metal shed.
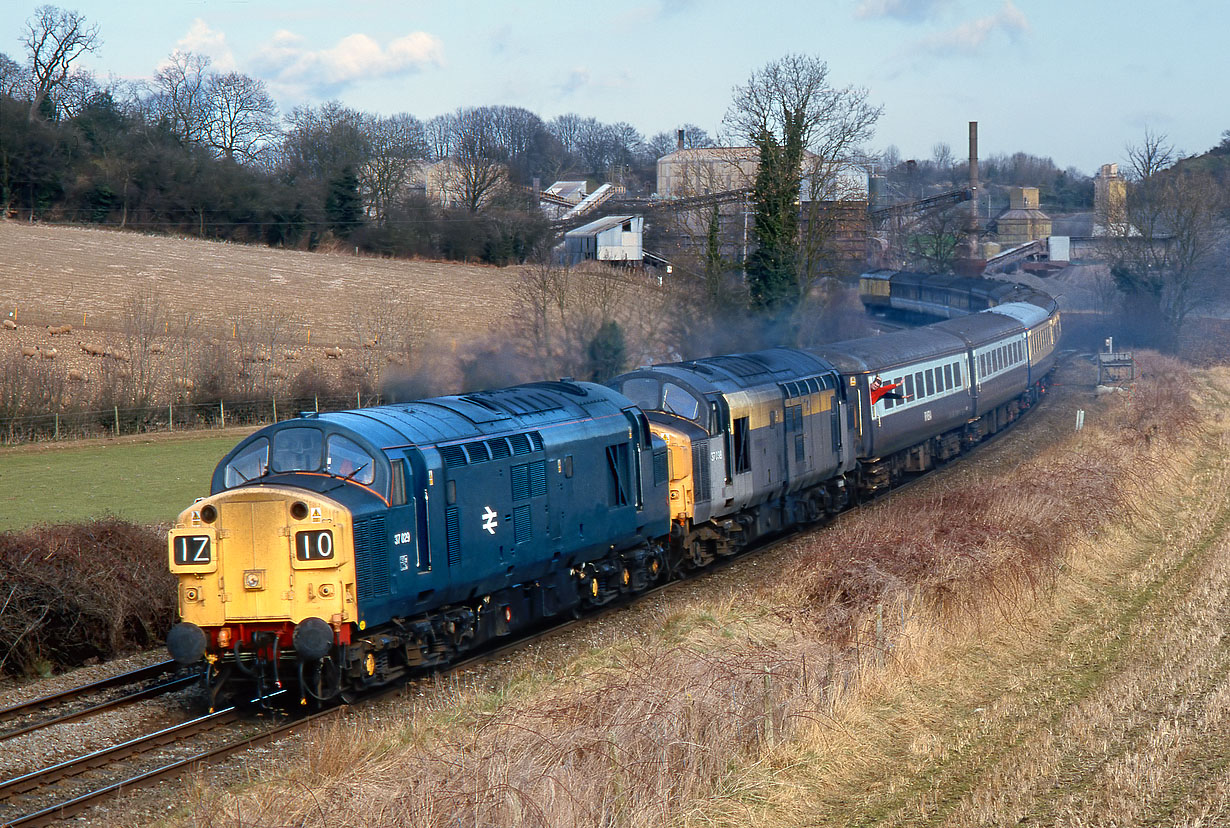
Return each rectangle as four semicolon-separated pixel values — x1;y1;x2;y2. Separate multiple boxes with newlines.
562;215;643;266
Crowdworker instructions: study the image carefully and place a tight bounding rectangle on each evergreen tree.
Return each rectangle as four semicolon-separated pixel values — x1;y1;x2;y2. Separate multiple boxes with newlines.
586;320;626;383
324;166;362;237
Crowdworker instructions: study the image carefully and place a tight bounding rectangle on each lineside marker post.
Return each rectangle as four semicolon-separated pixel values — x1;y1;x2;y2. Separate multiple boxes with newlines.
114;406;119;437
169;402;173;431
220;400;226;429
273;397;278;422
54;412;59;440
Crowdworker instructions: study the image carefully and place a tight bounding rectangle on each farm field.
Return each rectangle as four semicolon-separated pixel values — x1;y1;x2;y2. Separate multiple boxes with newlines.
0;428;253;530
0;221;521;348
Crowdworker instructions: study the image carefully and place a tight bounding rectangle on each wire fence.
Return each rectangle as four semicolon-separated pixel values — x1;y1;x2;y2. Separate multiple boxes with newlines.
0;393;383;445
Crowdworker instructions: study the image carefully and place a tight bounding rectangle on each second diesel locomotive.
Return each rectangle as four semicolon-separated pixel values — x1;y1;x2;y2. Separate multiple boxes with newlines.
167;277;1061;704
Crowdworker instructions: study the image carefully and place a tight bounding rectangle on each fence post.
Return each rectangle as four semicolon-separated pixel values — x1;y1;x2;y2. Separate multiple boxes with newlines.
54;412;59;440
356;391;361;409
169;402;173;432
114;406;119;437
220;400;226;429
272;397;278;422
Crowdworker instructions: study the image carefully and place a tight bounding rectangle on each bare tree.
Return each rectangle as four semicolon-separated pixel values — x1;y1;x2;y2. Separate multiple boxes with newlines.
724;53;881;329
359;113;427;225
22;5;100;121
205;72;279;162
547;113;585;156
117;288;170;408
0;52;25;98
1126;129;1174;181
1099;131;1226;345
153;51;212;145
424;112;456;161
449;108;508;212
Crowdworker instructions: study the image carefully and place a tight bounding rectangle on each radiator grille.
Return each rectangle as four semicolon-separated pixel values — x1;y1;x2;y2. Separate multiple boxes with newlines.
514;504;532;545
653;448;668;486
445;506;460;566
353;515;388;601
692;439;711;503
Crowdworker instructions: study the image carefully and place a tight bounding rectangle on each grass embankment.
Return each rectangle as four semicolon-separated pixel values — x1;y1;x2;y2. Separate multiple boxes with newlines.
169;353;1230;827
0;428;251;531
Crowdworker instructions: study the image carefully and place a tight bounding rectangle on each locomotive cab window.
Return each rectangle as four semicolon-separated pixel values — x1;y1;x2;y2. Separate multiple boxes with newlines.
224;437;269;487
326;434;375;484
272;427;323;474
662;383;701;421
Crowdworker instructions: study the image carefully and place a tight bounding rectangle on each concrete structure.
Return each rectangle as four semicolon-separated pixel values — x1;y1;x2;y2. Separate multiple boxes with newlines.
562;215;643;266
1094;163;1129;234
417;159;508;210
995;187;1052;246
655;144;869;267
656;147;758;199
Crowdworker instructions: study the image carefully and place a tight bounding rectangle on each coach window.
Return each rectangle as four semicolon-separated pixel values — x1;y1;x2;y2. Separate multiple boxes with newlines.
954;363;963;386
914;371;925;397
925;370;935;396
326;435;375;484
272;427;323;474
225;437;269;487
942;364;952;390
904;374;915;400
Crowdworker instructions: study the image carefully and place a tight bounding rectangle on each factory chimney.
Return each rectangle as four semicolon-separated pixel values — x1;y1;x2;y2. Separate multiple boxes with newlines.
956;121;986;276
677;129;685;150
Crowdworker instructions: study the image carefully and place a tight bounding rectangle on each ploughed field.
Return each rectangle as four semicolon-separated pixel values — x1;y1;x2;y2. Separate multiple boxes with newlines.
0;222;520;362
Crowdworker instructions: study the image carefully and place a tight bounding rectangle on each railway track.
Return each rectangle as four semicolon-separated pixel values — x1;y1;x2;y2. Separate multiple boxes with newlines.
0;661;192;744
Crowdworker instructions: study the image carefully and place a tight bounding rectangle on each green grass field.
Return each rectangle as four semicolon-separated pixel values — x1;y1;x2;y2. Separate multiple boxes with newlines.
0;429;256;531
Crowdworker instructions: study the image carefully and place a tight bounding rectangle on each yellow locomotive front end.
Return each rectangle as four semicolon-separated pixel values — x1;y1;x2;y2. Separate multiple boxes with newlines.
166;485;358;705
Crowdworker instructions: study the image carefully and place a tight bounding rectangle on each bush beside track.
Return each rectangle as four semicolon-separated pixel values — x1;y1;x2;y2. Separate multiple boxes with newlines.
0;519;174;677
160;353;1205;828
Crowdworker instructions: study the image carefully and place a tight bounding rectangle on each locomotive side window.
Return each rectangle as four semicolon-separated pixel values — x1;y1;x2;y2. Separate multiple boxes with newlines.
733;416;751;474
326;435;375;484
272;427;323;473
390;459;407;506
225;437;269;487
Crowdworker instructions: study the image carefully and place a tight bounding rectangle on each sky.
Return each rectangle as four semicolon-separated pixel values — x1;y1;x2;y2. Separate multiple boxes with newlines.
2;0;1226;175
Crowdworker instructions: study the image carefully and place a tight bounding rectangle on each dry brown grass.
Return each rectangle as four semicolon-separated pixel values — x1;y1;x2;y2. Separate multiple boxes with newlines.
153;354;1230;828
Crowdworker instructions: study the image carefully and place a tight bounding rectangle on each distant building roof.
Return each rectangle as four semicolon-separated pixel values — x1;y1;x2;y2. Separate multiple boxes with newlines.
544;180;588;202
565;214;637;236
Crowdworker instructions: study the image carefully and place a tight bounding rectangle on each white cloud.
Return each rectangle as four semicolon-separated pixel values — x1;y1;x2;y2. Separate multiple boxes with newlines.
254;29;444;89
920;1;1029;54
174;19;237;72
558;66;591;96
856;0;952;22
